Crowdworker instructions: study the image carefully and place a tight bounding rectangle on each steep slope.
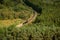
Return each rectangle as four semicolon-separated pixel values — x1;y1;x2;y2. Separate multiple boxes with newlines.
28;0;60;26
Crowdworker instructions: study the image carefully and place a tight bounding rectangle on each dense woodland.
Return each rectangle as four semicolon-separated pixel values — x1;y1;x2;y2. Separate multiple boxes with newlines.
0;0;60;40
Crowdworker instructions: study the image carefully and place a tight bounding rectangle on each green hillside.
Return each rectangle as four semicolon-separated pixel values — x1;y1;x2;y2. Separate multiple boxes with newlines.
0;0;60;40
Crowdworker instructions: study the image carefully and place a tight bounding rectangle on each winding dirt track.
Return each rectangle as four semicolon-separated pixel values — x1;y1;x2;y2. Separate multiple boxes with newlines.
16;0;38;27
16;11;37;27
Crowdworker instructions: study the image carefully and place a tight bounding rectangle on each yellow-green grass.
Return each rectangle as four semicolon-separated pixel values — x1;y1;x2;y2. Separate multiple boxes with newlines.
0;19;24;27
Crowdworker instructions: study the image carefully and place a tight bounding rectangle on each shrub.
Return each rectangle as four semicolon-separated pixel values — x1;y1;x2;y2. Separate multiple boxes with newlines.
0;24;60;40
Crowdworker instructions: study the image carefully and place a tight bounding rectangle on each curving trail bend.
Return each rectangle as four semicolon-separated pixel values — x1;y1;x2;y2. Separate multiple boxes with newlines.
16;11;37;27
16;0;39;27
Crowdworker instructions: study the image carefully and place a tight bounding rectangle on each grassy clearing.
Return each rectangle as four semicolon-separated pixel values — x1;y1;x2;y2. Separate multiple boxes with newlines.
0;19;24;27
